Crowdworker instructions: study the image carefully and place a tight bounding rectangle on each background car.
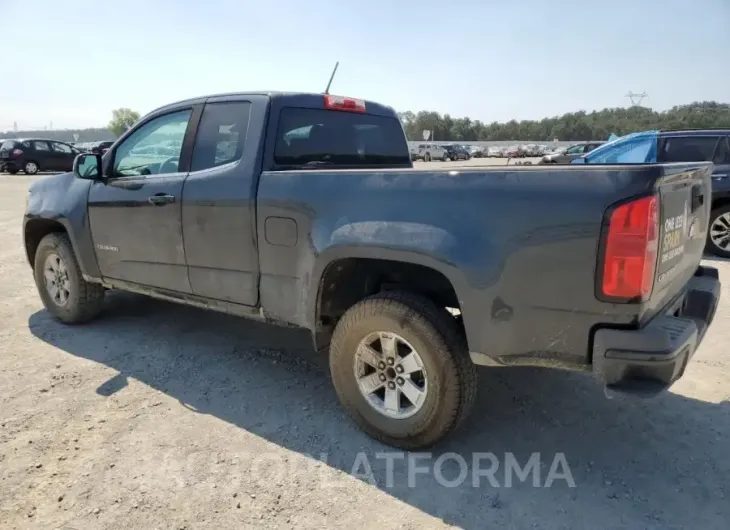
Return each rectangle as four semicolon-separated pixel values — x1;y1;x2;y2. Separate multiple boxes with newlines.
417;143;449;161
539;141;604;164
0;139;80;175
77;141;114;155
441;144;471;161
576;128;730;257
468;145;485;158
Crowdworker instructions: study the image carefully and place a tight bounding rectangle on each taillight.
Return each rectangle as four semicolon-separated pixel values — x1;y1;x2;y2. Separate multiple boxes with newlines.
11;149;23;157
324;94;366;113
601;195;658;302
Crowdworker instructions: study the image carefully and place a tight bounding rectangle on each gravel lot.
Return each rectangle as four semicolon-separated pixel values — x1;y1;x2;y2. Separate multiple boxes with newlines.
1;172;729;529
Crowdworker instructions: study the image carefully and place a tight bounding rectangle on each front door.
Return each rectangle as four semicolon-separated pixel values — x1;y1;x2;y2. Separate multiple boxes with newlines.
49;141;76;171
88;108;196;293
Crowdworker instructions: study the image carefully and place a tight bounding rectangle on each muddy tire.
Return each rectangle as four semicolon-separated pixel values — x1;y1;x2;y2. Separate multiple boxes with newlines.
329;291;477;449
33;233;105;324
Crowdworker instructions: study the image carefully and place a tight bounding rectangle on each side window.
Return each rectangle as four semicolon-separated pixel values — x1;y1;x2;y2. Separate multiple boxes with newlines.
190;101;251;172
660;136;719;162
712;137;730;165
22;141;32;149
565;144;584;154
112;109;191;177
33;141;50;151
51;142;73;154
584;136;656;164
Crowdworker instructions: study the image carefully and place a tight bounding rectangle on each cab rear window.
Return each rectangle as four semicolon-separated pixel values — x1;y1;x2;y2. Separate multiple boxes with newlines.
273;108;410;169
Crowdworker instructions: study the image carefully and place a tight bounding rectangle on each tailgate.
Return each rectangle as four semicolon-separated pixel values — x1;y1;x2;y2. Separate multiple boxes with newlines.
652;163;712;306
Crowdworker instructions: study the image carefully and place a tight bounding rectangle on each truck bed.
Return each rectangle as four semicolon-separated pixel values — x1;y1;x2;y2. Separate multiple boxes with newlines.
256;162;713;369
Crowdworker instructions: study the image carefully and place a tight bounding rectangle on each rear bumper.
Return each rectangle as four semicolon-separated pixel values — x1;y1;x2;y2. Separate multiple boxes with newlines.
592;265;721;397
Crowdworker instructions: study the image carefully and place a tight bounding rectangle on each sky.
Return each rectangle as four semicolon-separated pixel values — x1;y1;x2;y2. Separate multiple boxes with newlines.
1;0;728;131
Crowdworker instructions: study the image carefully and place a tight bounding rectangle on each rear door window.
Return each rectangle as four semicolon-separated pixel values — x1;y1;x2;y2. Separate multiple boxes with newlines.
659;136;720;162
712;136;730;164
191;101;251;172
273;108;410;169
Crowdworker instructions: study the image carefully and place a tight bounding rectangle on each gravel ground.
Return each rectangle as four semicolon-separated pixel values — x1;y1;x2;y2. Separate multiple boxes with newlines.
1;172;729;530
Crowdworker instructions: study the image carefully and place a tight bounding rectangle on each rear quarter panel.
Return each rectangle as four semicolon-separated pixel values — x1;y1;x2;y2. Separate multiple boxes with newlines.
256;165;671;366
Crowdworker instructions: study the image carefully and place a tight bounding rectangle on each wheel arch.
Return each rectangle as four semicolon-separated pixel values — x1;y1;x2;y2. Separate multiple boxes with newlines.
308;245;468;352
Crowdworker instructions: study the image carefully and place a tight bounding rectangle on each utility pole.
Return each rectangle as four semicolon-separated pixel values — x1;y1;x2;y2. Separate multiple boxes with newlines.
625;91;648;106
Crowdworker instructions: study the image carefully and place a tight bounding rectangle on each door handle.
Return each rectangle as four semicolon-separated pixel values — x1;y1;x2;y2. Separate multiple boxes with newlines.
691;184;704;212
148;193;175;206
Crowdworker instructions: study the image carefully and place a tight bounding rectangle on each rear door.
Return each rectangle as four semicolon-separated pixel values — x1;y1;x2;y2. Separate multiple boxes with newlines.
181;96;261;306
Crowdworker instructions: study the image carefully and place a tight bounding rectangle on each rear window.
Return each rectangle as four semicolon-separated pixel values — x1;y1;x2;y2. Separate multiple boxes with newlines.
273;108;410;169
1;140;18;150
659;136;719;162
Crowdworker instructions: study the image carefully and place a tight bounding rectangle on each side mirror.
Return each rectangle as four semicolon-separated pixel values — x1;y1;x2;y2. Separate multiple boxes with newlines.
73;153;103;180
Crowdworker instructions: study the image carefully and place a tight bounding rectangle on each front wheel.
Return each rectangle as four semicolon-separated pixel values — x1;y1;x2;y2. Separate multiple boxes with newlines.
707;205;730;258
329;291;477;449
33;233;106;324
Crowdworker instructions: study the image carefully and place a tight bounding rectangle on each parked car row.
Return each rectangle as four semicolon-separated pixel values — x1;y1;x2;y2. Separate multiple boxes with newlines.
410;143;472;161
410;143;574;160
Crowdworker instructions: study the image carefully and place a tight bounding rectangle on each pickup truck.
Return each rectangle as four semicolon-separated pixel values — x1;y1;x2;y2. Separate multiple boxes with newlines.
23;91;721;449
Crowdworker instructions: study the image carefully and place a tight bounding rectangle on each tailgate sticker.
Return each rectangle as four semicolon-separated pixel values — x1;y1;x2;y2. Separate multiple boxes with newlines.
661;210;686;264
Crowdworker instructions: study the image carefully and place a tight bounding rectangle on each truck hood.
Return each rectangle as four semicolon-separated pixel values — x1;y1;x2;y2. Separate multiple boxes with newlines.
28;171;76;196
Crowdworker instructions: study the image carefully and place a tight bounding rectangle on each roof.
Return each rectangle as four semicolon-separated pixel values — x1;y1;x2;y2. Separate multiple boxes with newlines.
151;91;397;118
659;129;730;136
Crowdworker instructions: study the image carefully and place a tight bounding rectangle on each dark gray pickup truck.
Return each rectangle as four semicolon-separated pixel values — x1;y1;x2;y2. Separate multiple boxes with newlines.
24;91;721;449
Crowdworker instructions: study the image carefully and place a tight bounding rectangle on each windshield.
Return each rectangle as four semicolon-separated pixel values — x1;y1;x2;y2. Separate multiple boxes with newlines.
577;130;659;164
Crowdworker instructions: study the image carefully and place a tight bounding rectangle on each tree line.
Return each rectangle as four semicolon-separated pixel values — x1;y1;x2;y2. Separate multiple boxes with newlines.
1;108;141;143
398;101;730;142
4;102;729;144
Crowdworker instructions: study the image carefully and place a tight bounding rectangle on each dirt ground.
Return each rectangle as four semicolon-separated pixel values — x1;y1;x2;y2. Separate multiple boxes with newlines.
1;172;729;530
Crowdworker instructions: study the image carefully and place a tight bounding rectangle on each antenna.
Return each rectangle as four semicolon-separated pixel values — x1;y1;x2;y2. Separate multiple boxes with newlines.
625;91;648;106
324;61;339;94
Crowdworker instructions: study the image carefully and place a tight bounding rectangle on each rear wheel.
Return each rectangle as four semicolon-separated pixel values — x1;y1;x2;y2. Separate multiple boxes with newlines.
7;168;18;175
707;205;730;258
442;154;448;161
329;291;477;449
424;153;431;162
24;161;39;175
33;233;106;324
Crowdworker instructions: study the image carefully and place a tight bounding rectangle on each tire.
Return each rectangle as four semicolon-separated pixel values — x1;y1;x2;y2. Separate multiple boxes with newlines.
424;153;431;162
442;154;448;161
7;168;18;175
329;291;477;449
33;233;106;324
24;161;39;175
707;205;730;258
